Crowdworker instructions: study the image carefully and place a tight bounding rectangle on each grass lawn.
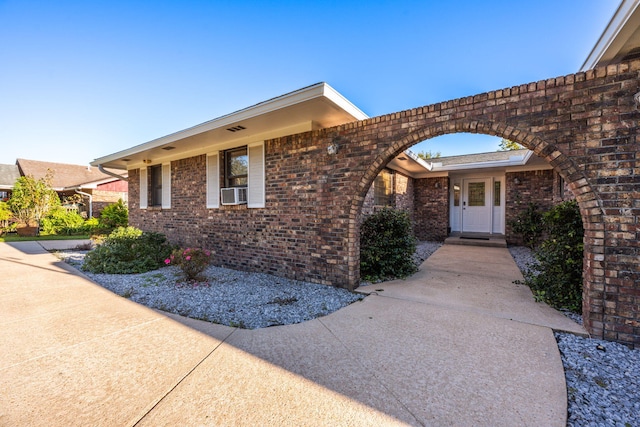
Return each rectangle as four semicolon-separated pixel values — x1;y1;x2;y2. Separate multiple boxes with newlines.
0;234;91;243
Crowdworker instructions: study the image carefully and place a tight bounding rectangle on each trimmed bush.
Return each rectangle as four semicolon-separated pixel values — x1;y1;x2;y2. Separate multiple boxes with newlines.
509;202;544;249
41;207;86;235
99;199;128;229
360;208;417;282
82;226;175;274
521;200;584;312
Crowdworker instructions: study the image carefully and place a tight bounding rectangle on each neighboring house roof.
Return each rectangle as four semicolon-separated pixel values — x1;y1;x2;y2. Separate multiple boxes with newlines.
0;164;20;190
15;159;127;191
582;0;640;70
92;82;369;170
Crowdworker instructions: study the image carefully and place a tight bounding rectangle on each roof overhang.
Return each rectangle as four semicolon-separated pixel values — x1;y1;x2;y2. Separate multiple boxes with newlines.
91;82;368;170
430;151;535;172
582;0;640;70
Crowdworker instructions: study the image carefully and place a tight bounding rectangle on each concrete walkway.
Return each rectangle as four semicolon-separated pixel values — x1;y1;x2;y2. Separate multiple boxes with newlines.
0;241;586;426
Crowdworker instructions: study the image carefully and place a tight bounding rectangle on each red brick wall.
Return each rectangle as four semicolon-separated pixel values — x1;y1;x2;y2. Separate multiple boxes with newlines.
360;170;414;223
505;169;555;245
414;177;449;241
394;172;414;219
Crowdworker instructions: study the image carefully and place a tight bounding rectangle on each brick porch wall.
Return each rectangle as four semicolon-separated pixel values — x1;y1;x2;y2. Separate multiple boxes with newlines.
414;177;449;241
505;169;555;245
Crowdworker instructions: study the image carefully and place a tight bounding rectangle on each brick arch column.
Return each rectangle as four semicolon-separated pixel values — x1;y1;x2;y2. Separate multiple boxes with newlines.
347;120;606;338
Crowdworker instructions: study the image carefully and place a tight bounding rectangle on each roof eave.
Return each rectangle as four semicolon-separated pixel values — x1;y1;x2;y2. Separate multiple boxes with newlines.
91;82;368;168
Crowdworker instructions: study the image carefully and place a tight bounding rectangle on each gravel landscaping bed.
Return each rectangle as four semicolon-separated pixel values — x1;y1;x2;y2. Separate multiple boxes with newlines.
509;246;639;427
58;241;441;329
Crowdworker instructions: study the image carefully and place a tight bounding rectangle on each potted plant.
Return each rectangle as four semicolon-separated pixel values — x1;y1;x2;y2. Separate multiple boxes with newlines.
8;172;59;237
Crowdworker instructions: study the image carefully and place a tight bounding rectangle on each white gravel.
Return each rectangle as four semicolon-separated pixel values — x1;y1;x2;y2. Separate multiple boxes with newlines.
509;246;640;427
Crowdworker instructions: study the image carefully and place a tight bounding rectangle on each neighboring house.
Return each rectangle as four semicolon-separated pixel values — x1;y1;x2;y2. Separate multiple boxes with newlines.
0;164;20;202
15;159;128;218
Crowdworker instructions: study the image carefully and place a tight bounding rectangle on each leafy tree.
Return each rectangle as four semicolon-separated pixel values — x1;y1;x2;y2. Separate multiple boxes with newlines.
8;172;60;227
0;201;12;223
498;139;523;151
416;150;441;160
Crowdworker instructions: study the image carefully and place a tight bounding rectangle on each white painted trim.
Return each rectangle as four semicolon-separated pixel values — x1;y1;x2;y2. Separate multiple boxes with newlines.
161;163;171;209
430;151;533;172
582;0;640;70
139;168;148;209
247;142;265;208
206;152;220;209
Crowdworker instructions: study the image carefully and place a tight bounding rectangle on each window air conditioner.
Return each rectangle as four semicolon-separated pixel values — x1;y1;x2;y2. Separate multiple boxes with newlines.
221;187;248;205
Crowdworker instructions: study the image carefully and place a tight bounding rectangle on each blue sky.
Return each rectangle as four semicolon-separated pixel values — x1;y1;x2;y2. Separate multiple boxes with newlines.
0;1;619;165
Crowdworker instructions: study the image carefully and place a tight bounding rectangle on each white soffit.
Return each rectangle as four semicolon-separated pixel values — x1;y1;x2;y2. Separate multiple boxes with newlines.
582;0;640;70
92;82;368;170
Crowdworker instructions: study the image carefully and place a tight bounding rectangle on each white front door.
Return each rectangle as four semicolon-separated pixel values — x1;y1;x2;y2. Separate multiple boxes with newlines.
462;178;491;233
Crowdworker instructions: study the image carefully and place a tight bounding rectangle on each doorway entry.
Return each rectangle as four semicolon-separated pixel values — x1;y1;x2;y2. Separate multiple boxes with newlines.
450;175;504;235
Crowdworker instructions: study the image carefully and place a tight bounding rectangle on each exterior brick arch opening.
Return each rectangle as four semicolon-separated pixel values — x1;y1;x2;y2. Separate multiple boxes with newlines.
334;61;639;346
349;123;603;338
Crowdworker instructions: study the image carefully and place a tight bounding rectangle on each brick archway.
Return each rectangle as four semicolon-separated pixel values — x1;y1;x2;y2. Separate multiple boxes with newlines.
324;61;638;345
348;121;604;337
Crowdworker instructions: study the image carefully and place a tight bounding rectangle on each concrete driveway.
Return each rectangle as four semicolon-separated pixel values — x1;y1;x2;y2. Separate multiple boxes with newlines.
0;241;585;426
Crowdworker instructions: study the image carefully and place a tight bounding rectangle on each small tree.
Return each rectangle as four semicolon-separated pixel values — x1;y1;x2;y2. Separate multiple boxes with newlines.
498;139;523;151
8;172;59;227
416;150;441;160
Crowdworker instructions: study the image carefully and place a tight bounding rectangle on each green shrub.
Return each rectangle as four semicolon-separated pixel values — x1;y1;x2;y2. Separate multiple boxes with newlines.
166;247;212;282
521;200;584;312
41;207;86;235
360;208;417;282
82;226;175;274
99;199;128;229
509;202;544;249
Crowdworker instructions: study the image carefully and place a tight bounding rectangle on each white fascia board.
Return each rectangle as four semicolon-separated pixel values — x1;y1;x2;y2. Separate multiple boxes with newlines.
321;83;369;120
91;83;368;168
404;149;433;171
581;0;640;70
430;151;533;172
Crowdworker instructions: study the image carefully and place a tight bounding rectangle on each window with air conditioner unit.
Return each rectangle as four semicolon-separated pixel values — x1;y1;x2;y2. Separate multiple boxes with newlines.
206;142;265;209
221;187;247;205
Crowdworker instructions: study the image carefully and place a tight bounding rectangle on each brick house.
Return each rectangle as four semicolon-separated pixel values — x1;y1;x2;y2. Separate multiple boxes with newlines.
0;164;20;202
93;82;569;265
92;2;640;346
15;159;128;218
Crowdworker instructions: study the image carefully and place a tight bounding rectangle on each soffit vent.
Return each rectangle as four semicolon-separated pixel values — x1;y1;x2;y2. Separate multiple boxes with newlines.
226;125;246;133
162;146;176;151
